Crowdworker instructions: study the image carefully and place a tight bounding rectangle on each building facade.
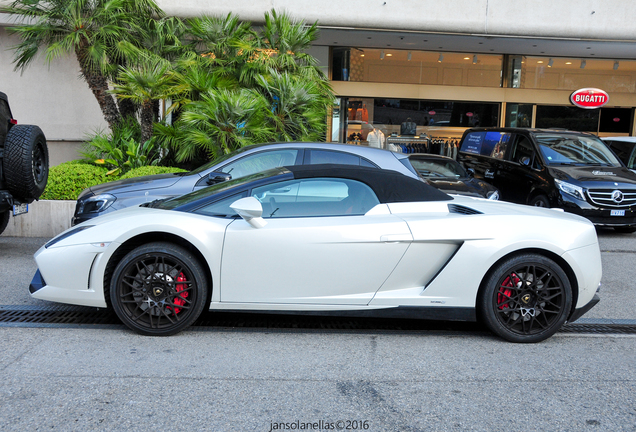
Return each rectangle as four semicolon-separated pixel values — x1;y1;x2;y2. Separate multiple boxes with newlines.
2;0;636;162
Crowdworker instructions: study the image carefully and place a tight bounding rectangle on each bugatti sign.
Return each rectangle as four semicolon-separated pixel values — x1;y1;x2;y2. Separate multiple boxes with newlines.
570;88;609;109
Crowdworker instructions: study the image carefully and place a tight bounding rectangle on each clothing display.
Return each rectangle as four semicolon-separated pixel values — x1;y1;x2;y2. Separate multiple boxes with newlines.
366;129;385;149
386;135;460;159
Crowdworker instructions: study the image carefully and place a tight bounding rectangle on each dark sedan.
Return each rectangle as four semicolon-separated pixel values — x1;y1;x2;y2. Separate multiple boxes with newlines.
408;154;499;200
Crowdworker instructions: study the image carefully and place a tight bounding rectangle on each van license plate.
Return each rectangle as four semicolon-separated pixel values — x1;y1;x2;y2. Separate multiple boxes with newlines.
13;203;28;216
610;210;625;216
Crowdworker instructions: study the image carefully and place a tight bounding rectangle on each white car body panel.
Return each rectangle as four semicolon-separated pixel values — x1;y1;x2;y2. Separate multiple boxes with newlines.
32;194;602;317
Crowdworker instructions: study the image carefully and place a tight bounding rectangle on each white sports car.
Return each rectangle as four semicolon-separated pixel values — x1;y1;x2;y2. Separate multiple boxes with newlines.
30;165;602;342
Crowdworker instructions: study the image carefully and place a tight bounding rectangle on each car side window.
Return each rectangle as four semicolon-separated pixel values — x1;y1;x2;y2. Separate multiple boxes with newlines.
305;149;378;168
192;191;248;217
251;178;380;218
509;136;537;167
219;149;299;180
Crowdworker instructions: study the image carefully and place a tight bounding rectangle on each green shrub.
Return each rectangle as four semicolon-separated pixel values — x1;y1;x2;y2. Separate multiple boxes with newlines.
119;166;187;179
41;161;186;200
41;161;111;200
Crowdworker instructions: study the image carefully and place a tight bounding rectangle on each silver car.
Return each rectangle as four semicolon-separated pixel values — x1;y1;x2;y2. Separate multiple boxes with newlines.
72;142;420;225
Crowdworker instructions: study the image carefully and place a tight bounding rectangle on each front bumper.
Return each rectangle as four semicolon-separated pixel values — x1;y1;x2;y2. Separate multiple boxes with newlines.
559;194;636;227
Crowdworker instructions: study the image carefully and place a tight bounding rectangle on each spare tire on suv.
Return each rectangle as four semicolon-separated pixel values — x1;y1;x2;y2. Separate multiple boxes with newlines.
0;91;49;235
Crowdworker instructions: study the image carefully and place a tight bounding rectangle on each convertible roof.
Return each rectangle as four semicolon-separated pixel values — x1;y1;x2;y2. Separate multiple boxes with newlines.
286;164;452;203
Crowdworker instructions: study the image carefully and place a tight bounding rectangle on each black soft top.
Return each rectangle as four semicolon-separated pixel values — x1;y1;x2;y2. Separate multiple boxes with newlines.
287;164;452;203
0;92;8;103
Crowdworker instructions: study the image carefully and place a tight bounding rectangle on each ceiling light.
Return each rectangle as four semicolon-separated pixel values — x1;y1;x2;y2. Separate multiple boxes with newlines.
580;60;586;69
360;54;365;57
407;51;412;61
565;62;572;65
472;55;478;64
614;61;619;70
537;61;544;64
386;53;392;57
464;57;470;60
548;58;553;67
438;53;443;63
380;50;385;60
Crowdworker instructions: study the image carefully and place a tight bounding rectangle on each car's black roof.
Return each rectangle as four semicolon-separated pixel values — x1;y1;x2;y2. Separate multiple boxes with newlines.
286;164;452;203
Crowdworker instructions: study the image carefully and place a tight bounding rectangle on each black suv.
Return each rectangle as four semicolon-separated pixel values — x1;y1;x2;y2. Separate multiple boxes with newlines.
458;127;636;233
0;92;49;235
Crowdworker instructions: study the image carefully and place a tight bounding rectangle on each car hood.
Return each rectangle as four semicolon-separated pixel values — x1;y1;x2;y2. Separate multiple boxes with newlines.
87;172;189;196
548;165;636;187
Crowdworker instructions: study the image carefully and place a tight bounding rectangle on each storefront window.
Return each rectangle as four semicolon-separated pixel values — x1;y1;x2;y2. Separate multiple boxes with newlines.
506;56;636;93
332;48;503;88
505;103;533;127
535;105;632;134
340;97;499;147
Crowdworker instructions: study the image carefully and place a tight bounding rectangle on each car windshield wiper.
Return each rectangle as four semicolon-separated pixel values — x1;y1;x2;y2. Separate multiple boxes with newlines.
143;198;170;208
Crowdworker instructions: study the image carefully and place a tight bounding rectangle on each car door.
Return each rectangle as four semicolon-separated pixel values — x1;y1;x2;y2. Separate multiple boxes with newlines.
492;134;538;203
219;177;413;305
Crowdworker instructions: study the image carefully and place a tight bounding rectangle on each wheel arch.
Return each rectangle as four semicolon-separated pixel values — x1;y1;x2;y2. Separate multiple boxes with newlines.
103;231;213;309
475;247;579;321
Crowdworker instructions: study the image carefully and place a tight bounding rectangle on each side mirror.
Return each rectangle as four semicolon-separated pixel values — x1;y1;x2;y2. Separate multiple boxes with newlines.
466;168;475;178
206;171;232;185
230;197;267;228
520;156;531;166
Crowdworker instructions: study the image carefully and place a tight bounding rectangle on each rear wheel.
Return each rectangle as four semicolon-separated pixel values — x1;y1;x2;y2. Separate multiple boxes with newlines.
479;254;572;343
0;211;9;235
110;242;208;336
3;125;49;202
529;195;550;208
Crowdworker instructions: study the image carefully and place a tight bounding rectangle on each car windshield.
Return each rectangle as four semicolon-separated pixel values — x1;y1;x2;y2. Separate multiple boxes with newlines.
157;168;287;209
409;158;467;179
534;133;621;166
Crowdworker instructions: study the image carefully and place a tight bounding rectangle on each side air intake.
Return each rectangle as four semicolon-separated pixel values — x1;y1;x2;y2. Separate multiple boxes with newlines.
448;204;482;215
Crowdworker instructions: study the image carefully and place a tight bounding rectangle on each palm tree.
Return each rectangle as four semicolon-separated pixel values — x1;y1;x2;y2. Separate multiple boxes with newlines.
0;0;163;129
111;56;184;143
167;88;273;162
256;71;328;141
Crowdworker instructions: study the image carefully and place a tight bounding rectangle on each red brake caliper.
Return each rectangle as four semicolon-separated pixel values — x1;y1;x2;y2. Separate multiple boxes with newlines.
172;273;189;314
498;274;519;310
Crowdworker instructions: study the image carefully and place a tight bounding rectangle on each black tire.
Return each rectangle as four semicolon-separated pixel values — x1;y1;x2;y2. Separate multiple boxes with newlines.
110;242;208;336
479;254;572;343
529;194;550;208
3;125;49;202
614;226;636;234
0;211;9;236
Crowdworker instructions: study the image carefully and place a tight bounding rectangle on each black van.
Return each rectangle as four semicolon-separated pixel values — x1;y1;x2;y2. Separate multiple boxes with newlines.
457;127;636;233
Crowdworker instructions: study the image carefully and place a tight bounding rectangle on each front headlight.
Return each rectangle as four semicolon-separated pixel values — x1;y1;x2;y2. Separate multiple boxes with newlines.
555;179;585;201
77;193;116;214
487;190;500;200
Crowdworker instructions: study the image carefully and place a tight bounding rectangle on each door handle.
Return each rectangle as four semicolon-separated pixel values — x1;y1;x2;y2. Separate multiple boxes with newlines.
380;234;413;242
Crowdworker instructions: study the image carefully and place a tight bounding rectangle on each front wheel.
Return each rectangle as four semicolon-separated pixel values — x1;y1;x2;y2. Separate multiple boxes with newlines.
479;254;572;343
110;242;208;336
529;195;550;208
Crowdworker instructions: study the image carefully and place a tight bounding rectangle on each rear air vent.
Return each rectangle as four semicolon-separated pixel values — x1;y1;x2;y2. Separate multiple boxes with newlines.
448;204;482;215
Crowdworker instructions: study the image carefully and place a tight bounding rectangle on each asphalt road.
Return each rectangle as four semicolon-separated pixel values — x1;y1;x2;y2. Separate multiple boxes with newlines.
1;230;635;431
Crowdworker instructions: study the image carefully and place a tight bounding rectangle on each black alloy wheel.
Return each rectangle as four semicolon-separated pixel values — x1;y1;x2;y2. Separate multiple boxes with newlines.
479;254;572;343
110;242;208;336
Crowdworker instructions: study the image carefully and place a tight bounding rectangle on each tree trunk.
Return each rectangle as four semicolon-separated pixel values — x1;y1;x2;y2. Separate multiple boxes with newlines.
75;48;121;130
140;100;154;144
